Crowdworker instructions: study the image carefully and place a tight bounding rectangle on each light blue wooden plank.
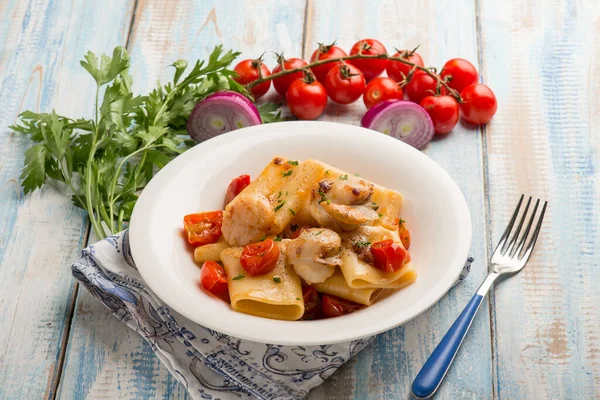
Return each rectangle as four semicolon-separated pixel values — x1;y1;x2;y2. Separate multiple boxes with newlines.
0;0;134;399
57;1;308;398
478;0;600;398
303;0;493;399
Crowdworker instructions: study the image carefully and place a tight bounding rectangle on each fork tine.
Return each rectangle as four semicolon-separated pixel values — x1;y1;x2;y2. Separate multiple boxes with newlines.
493;194;524;256
519;200;548;262
514;199;540;256
506;196;532;256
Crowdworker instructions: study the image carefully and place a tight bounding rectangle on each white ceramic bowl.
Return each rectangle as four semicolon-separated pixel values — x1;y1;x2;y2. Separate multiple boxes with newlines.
130;121;471;345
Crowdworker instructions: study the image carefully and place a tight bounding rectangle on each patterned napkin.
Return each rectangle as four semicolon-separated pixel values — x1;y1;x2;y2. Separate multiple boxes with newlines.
72;230;472;400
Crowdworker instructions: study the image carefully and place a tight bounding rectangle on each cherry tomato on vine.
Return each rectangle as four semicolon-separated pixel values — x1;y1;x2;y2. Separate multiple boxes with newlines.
440;58;478;94
200;261;229;302
459;83;497;125
286;75;328;120
348;39;388;81
240;239;280;276
386;50;424;82
232;58;271;99
309;43;348;83
405;70;446;104
272;57;308;97
363;77;403;109
324;64;366;105
419;95;460;135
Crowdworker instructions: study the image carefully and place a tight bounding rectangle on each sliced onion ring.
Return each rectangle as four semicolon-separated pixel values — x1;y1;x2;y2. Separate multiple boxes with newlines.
187;90;261;142
361;100;434;149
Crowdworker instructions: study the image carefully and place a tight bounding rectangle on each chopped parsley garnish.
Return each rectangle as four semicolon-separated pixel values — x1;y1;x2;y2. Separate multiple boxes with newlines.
273;276;282;283
281;170;293;177
353;240;372;248
296;297;300;300
277;191;282;199
259;236;266;241
378;213;383;218
339;174;348;180
288;160;299;166
274;236;282;242
274;200;286;212
288;208;296;216
325;170;330;176
399;218;406;224
354;173;360;176
232;274;245;280
286;191;288;196
315;230;324;236
318;190;330;204
371;202;380;210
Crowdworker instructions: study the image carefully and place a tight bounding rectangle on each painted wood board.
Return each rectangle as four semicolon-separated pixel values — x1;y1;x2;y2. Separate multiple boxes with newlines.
0;0;134;399
56;1;307;398
478;0;600;398
303;0;493;399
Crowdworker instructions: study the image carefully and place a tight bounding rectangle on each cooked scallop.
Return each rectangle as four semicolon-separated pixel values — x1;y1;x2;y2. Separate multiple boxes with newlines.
286;228;342;284
221;193;275;246
320;202;379;226
325;176;374;205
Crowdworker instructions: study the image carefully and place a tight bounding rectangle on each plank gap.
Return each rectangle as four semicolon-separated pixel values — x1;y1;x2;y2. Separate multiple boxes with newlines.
301;0;312;59
125;0;140;49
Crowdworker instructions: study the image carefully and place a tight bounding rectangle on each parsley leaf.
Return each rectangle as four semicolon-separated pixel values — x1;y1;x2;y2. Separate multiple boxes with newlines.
274;200;286;212
353;240;372;248
257;103;285;123
274;236;282;242
287;160;299;166
339;174;348;180
273;277;281;283
232;274;245;280
281;170;293;177
288;208;296;216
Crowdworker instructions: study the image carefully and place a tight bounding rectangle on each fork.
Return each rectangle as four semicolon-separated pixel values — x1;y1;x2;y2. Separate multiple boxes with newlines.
411;195;548;399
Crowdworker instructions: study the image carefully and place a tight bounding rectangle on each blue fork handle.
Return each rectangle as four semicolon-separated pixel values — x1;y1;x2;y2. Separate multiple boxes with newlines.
411;293;485;399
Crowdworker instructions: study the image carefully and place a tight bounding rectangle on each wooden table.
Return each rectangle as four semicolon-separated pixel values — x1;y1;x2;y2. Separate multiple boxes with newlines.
1;1;598;399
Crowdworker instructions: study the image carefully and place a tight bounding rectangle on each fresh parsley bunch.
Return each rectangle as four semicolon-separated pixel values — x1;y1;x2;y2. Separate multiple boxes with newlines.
11;46;282;239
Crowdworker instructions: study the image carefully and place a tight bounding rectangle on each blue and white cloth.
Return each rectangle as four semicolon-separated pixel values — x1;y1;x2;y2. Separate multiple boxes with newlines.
72;231;472;400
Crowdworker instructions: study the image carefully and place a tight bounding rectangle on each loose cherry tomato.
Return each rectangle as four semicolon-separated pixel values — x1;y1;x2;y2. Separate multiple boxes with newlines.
240;239;280;276
183;211;223;246
232;58;271;99
309;42;348;83
272;57;308;97
460;83;498;125
286;75;328;120
440;58;478;94
301;285;322;320
386;50;425;82
321;295;362;318
348;39;388;81
419;95;460;135
370;239;411;273
363;77;403;109
324;64;366;105
224;174;251;206
398;219;411;250
200;261;229;302
405;70;446;104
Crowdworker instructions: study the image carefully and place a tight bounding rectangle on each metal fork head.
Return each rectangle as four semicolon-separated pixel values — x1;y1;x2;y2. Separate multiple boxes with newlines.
490;195;548;274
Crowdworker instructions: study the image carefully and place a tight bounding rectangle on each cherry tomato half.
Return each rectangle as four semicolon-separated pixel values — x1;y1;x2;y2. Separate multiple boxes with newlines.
272;57;308;97
440;58;478;94
398;219;411;250
301;285;322;320
370;239;411;273
405;71;446;104
386;50;425;82
224;174;251;207
233;58;271;99
321;294;362;318
324;64;366;105
459;83;498;125
200;260;229;302
286;77;328;120
183;211;223;246
348;39;387;81
420;95;460;135
309;43;348;83
240;239;280;276
363;77;403;109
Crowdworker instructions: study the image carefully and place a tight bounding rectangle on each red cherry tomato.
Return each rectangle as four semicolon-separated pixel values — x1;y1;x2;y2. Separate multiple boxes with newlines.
240;239;280;276
370;239;411;273
272;57;308;97
183;211;223;246
301;285;322;320
321;295;362;318
348;39;388;81
386;50;425;82
309;43;348;83
398;219;411;250
440;58;478;94
419;95;460;135
200;260;229;302
232;58;271;99
286;77;328;120
363;77;403;109
460;83;498;125
405;71;446;104
324;64;366;105
224;174;251;206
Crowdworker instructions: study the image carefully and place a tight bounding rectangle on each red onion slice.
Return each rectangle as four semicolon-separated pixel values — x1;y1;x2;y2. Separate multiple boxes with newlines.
187;91;262;142
361;100;434;149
